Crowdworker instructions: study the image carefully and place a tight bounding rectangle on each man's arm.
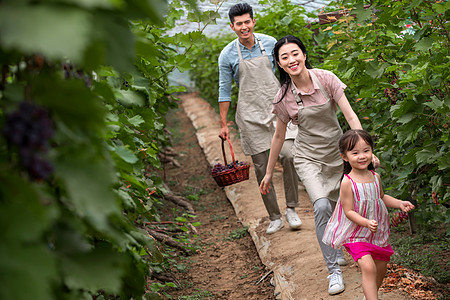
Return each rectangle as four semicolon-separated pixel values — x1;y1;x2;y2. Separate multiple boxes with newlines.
218;47;234;139
219;101;230;139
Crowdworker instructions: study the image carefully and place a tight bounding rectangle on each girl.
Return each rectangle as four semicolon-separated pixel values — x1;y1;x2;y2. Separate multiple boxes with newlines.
259;35;380;295
323;129;415;300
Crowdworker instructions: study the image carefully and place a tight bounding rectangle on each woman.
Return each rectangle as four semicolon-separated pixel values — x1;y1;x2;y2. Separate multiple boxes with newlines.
259;35;379;296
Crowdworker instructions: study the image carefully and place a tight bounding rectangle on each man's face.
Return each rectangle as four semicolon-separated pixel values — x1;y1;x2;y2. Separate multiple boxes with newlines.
230;13;255;40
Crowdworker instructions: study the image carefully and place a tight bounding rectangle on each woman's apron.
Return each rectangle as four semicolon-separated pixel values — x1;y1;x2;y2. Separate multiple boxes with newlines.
292;71;343;203
234;36;279;156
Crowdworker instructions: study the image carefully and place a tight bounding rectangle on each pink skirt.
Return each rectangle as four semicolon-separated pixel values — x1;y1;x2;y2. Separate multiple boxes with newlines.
344;242;394;262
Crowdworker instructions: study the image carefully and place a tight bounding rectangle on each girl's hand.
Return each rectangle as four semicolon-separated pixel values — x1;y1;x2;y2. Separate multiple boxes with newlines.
399;201;415;213
259;174;272;195
367;220;378;233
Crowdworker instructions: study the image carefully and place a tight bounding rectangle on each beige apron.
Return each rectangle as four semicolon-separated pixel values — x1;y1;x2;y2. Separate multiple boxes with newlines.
292;71;343;203
235;36;279;156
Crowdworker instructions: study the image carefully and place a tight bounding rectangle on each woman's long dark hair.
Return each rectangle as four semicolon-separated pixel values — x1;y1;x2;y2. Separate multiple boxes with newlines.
272;35;312;103
339;129;375;175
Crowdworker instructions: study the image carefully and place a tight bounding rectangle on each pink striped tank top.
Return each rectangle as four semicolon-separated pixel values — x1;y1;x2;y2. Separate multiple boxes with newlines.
322;171;390;249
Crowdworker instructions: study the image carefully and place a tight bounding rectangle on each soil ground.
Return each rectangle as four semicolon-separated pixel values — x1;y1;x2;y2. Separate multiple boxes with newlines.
154;93;448;300
158;100;275;299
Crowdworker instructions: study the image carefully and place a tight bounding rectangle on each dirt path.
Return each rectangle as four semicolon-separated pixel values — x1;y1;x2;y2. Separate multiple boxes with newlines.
172;92;414;300
161;101;275;299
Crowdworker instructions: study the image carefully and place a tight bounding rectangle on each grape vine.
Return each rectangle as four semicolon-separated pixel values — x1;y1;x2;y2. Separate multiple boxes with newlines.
3;101;54;180
0;0;210;299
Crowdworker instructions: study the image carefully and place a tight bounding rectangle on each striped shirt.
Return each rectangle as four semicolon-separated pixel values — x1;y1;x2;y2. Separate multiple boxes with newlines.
322;171;390;249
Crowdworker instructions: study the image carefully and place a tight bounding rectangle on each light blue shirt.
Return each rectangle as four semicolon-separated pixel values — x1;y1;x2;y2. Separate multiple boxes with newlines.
218;33;277;102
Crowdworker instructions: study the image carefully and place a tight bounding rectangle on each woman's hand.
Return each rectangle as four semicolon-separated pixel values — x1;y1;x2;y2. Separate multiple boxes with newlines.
259;174;273;195
367;219;378;233
372;154;380;169
399;201;415;213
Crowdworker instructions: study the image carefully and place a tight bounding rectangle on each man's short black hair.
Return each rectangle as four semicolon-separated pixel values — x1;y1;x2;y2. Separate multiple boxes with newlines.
228;2;253;24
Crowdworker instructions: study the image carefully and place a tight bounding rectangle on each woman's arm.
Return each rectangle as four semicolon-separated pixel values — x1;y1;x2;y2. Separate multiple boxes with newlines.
337;93;381;167
336;94;362;130
259;117;287;195
341;178;379;233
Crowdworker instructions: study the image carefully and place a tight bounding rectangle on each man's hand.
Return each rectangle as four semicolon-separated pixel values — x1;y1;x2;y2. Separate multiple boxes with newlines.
219;126;229;140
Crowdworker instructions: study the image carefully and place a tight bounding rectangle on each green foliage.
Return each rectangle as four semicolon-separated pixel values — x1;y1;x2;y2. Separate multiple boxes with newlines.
186;33;233;114
0;0;211;299
178;289;213;300
313;0;449;230
255;0;316;51
225;225;249;241
391;226;449;283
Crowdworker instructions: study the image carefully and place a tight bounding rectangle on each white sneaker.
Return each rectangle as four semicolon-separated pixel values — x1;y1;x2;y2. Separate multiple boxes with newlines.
327;270;345;295
266;218;284;234
285;208;302;229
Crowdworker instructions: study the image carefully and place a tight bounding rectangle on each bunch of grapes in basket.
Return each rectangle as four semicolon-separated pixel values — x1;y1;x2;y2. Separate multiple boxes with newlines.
390;211;409;227
211;160;248;175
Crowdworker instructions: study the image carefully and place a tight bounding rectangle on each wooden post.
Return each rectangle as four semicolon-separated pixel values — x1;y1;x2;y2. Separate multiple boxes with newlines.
317;5;371;25
406;194;418;234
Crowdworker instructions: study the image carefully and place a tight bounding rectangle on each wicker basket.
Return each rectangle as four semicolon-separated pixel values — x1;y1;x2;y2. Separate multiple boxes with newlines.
211;137;250;187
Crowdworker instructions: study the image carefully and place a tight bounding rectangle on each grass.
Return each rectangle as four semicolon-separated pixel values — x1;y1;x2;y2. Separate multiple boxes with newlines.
390;222;449;284
210;214;227;221
224;225;249;241
177;289;213;300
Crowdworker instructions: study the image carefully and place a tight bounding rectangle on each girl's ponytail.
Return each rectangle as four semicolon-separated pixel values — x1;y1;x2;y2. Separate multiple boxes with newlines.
343;161;352;175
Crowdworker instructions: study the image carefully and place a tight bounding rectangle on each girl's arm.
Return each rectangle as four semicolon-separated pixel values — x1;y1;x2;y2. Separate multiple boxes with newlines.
259;117;287;195
340;177;379;233
376;173;415;212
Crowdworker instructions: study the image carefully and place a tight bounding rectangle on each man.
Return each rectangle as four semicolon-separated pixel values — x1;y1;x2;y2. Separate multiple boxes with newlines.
218;2;301;234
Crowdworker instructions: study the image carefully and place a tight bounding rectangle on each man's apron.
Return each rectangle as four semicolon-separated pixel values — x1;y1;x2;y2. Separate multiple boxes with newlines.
234;36;280;156
292;71;343;203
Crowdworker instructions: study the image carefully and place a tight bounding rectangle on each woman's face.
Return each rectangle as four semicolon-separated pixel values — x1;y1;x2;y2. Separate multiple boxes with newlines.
277;43;307;77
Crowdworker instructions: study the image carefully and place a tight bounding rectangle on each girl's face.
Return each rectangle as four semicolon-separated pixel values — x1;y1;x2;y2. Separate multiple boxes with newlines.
341;138;373;171
277;43;307;77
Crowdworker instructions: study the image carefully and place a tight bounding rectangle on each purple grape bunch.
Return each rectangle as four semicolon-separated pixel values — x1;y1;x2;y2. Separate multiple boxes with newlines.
390;211;409;227
2;101;54;180
63;63;92;88
211;160;248;175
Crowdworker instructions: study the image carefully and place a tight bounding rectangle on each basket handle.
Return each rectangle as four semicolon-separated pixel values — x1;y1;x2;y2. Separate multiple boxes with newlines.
221;137;237;168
